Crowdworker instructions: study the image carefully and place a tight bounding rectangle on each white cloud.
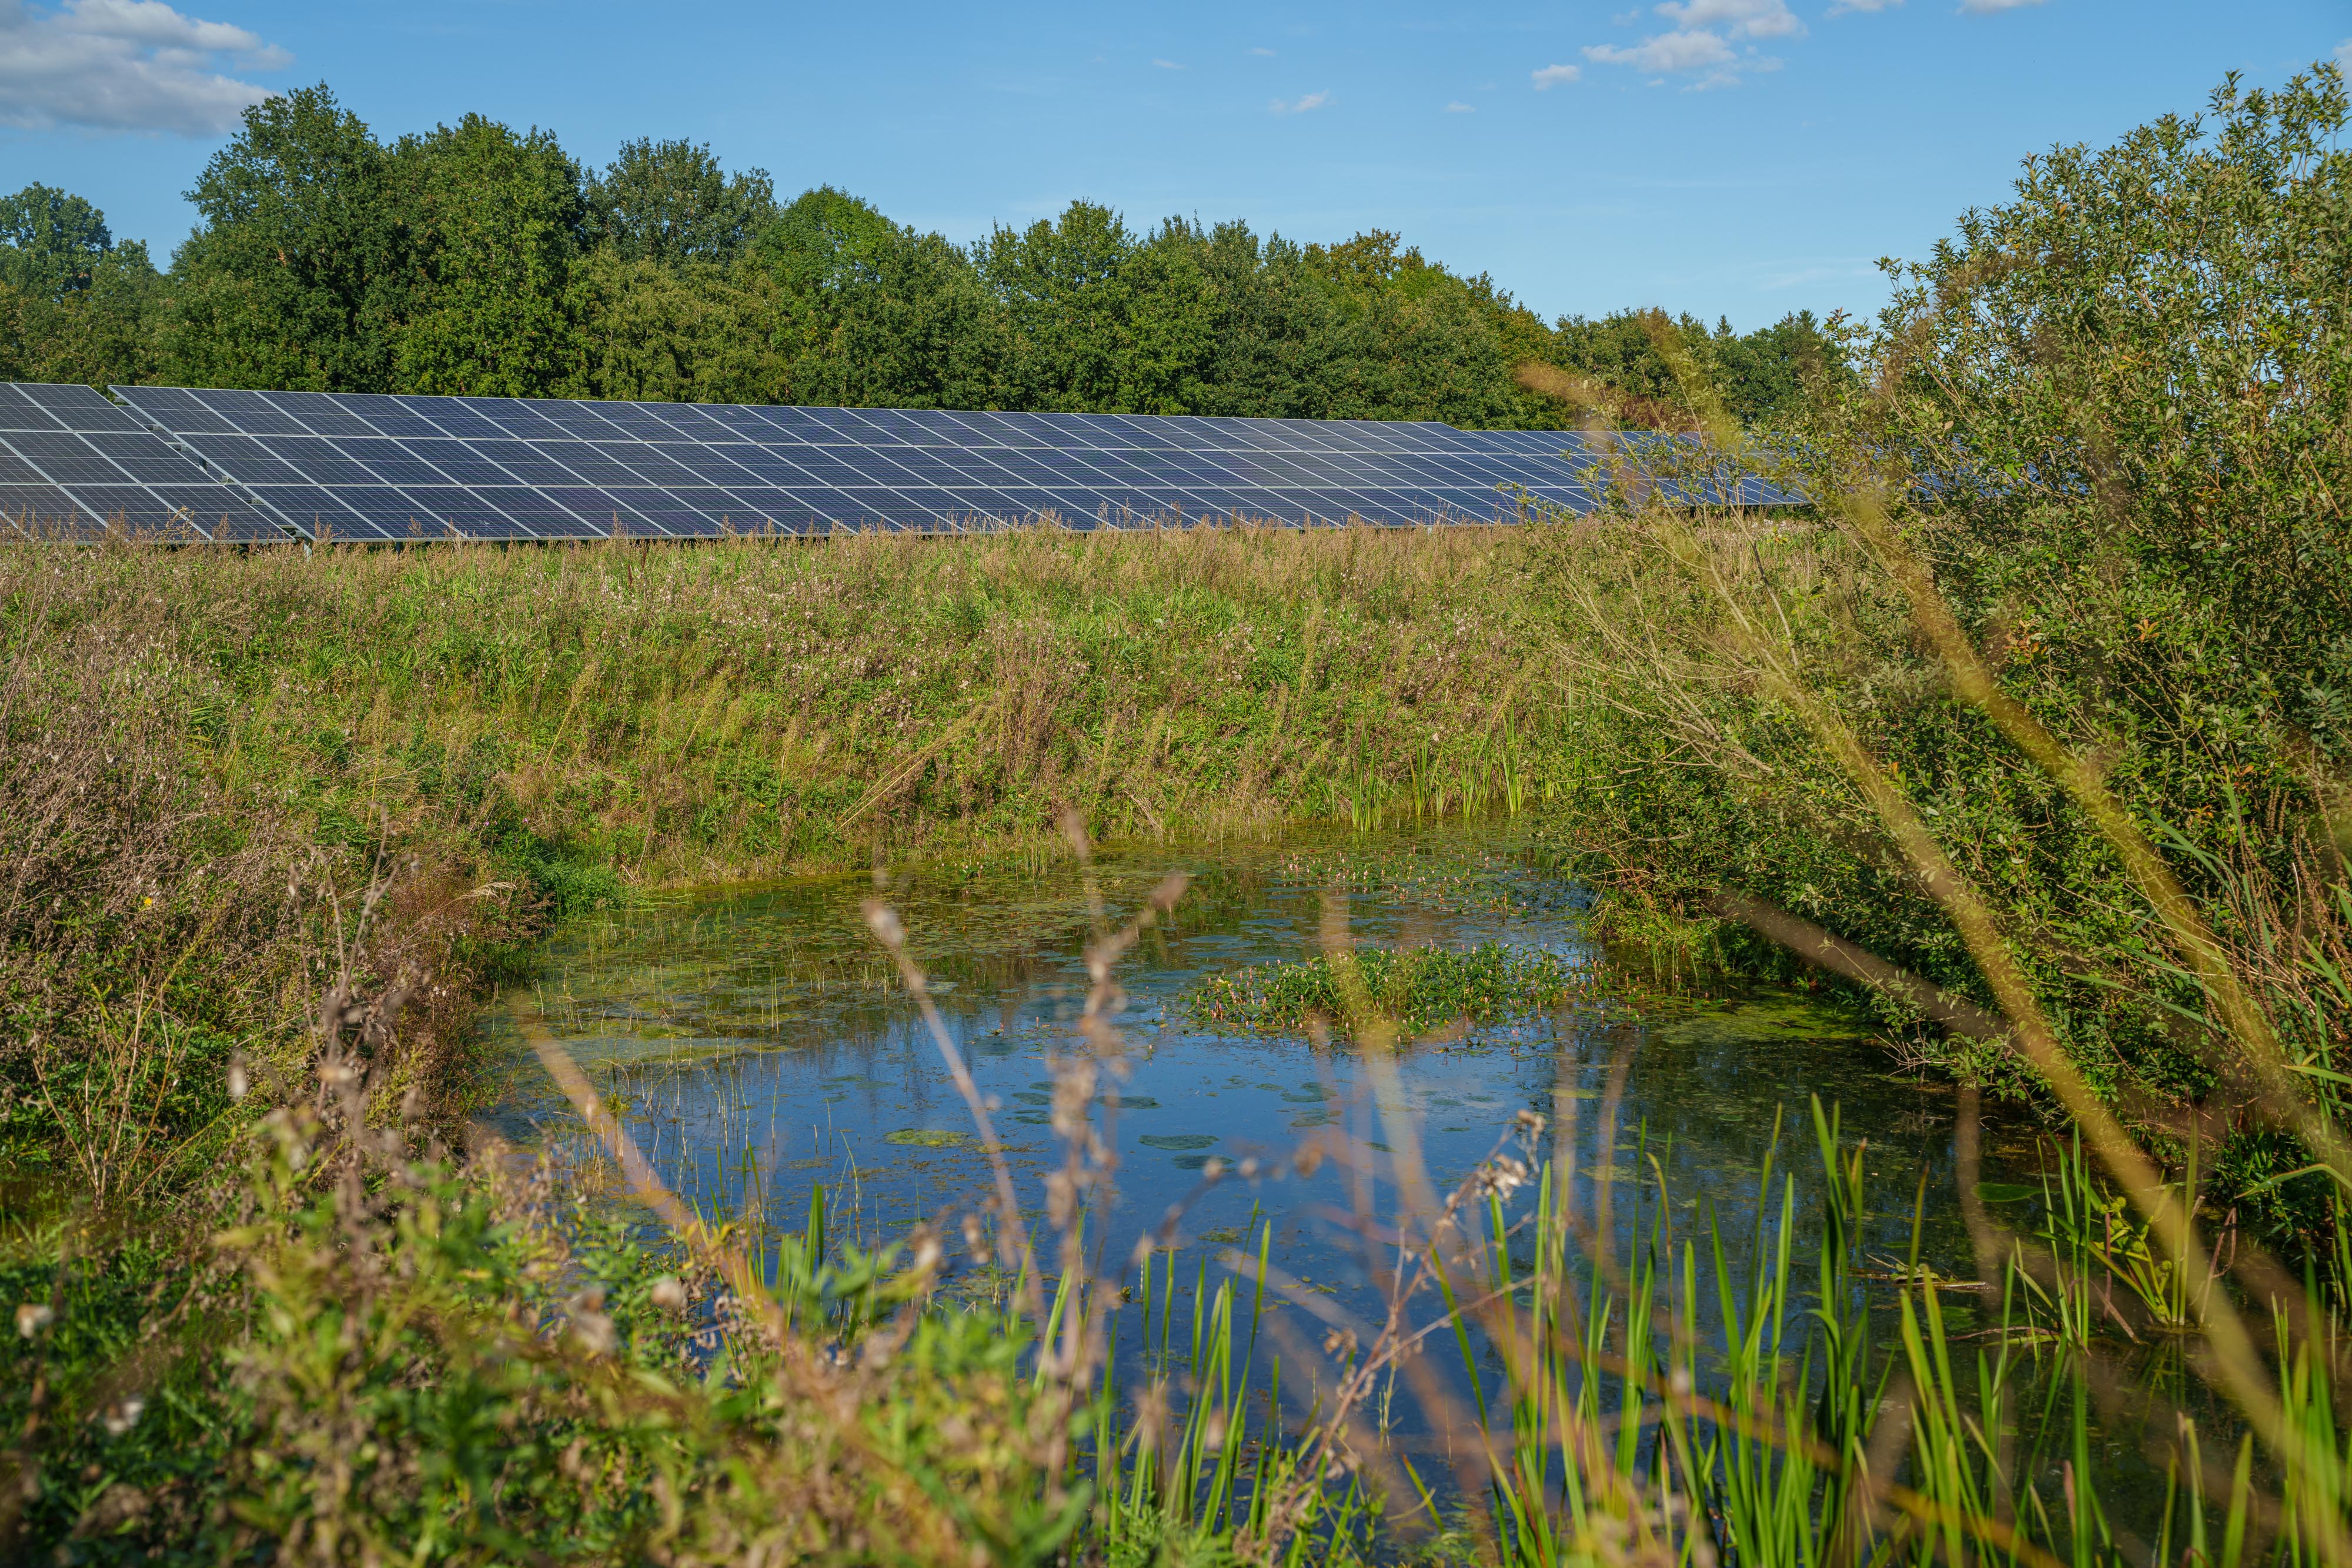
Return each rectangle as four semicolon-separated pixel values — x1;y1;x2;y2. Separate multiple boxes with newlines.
1249;46;1275;56
2337;38;2351;66
1957;0;2046;11
1655;0;1803;39
1531;61;1582;88
1828;0;1902;10
1584;28;1738;73
1151;57;1182;69
1269;90;1331;113
1581;2;1801;88
1444;99;1475;112
0;0;285;133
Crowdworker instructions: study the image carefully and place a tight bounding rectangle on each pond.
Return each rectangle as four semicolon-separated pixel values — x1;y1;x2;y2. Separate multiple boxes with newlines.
476;819;2201;1538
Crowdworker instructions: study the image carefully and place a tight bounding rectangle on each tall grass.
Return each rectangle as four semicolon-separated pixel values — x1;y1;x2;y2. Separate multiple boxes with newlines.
0;522;1588;1195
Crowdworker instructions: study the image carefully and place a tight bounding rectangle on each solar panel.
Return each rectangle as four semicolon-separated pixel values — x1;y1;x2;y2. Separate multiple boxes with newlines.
0;383;285;541
79;383;1798;542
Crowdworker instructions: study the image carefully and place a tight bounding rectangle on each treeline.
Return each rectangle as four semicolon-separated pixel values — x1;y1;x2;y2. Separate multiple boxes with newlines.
0;85;1832;427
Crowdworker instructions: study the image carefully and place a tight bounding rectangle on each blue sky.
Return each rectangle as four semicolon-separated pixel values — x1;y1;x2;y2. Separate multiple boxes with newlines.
2;1;2344;330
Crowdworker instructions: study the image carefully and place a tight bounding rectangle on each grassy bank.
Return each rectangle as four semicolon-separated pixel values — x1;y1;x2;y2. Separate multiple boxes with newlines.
0;523;1581;1195
1;509;2341;1560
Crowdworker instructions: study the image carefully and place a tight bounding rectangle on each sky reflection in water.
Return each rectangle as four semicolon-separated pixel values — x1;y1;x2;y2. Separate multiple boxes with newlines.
479;824;2054;1376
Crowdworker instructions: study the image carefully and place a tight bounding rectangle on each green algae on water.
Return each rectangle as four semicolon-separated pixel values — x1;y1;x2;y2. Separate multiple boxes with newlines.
885;1128;975;1149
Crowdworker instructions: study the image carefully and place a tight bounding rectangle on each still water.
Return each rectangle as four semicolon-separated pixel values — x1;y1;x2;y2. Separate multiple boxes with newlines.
477;821;2184;1518
479;824;2022;1275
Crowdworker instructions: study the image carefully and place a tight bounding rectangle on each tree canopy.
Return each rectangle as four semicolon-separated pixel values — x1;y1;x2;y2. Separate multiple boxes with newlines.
1;82;1837;427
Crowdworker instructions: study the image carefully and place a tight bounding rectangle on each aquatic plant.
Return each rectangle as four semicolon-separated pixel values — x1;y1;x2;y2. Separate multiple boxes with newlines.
1183;941;1595;1038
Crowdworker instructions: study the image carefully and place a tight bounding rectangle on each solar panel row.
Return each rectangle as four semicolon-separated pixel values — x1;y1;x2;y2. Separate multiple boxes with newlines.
0;382;280;541
0;380;1789;543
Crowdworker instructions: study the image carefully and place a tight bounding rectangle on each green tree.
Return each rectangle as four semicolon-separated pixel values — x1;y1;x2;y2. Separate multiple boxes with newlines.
1292;230;1519;425
0;185;165;387
976;203;1214;414
587;139;776;265
1172;220;1347;419
755;188;1005;409
1839;61;2352;757
389;115;587;397
0;184;115;300
166;85;407;392
570;249;786;403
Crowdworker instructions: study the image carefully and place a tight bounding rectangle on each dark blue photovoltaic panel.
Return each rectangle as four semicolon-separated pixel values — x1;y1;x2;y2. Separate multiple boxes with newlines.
86;381;1800;541
0;382;284;540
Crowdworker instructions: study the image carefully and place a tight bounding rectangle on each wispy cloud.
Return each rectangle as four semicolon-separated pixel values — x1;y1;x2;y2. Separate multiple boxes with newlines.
1957;0;2046;11
1248;45;1275;56
1269;89;1331;113
1444;99;1475;112
1655;0;1803;38
1585;29;1735;72
1151;57;1182;69
1576;0;1799;88
2337;38;2351;66
1531;61;1582;88
1828;0;1902;11
0;0;288;133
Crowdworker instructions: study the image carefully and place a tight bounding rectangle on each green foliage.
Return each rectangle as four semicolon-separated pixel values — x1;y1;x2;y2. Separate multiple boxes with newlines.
586;138;776;266
0;525;1576;1186
166;83;410;392
1184;942;1592;1036
389;115;589;397
1543;305;1843;427
1850;63;2352;758
6;82;1829;421
978;203;1214;414
0;185;164;389
0;185;116;300
1517;63;2352;1142
755;186;1008;409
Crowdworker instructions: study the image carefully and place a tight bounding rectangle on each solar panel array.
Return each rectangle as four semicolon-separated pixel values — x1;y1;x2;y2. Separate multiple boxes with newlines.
0;382;280;541
1;380;1790;543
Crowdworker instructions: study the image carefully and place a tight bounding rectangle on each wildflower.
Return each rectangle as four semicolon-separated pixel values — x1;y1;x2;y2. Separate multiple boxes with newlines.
16;1302;54;1339
101;1399;144;1436
1474;1155;1531;1201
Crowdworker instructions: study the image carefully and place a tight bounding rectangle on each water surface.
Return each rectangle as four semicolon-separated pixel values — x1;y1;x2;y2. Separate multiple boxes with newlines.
479;822;2198;1516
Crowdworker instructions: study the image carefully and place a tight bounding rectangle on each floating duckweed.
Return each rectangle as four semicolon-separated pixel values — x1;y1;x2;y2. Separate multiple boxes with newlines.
1140;1134;1218;1151
884;1128;974;1149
